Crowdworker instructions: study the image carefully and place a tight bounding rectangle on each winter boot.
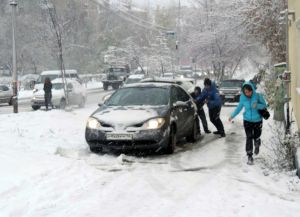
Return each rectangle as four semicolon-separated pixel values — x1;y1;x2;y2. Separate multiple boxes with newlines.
247;156;254;165
213;131;221;135
205;130;211;134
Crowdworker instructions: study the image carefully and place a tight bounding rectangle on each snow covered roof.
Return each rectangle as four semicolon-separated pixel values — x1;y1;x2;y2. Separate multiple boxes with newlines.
41;70;78;75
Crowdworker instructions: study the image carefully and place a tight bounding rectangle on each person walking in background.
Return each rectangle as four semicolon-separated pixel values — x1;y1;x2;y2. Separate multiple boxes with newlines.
229;81;267;165
195;78;225;138
191;86;211;134
43;77;53;111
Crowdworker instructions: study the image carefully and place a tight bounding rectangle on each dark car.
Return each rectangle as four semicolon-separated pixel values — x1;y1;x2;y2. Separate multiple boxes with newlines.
219;79;245;104
85;83;199;154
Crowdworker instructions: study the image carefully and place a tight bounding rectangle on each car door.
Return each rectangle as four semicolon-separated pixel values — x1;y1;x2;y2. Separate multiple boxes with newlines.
170;86;185;138
176;86;195;136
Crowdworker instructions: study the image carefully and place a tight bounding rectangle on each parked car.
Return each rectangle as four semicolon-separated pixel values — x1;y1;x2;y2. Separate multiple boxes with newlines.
0;84;13;106
85;82;199;154
31;79;86;110
123;74;145;87
219;79;245;104
33;70;81;93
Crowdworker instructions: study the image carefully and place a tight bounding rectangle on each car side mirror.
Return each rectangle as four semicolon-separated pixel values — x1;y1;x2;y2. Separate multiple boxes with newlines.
98;103;103;107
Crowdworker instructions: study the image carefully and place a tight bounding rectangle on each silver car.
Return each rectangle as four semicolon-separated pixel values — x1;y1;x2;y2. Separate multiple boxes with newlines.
0;85;13;106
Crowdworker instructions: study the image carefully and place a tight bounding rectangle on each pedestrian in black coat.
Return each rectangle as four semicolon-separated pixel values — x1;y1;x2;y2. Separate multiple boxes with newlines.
191;86;211;134
44;77;53;110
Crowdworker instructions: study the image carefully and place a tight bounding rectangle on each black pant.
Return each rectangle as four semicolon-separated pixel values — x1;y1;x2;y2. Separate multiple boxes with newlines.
44;92;52;109
198;108;209;132
243;120;262;156
208;106;225;134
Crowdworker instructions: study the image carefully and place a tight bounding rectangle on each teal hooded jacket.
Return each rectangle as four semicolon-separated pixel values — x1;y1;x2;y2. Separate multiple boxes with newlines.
230;81;267;122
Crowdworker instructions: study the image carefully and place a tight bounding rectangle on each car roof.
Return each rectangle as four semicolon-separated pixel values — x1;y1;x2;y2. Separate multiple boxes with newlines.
41;70;77;75
122;82;175;89
51;78;79;84
141;77;194;84
127;74;145;79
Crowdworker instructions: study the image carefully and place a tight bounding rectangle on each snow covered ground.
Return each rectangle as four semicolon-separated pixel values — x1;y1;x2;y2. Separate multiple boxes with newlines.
0;105;299;217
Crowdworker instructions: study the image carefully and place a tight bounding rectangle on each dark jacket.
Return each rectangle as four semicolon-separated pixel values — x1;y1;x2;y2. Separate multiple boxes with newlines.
43;83;52;94
191;92;205;111
195;82;222;109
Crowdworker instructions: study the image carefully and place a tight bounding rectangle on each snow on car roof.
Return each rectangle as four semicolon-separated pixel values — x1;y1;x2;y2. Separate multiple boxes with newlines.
41;70;77;75
51;78;79;84
127;74;145;79
141;77;194;84
122;82;174;88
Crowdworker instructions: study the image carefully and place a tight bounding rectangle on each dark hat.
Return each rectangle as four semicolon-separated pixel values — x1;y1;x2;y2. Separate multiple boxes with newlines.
204;78;212;86
194;86;201;92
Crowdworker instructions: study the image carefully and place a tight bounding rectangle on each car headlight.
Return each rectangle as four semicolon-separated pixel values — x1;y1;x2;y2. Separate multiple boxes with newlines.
32;96;36;100
33;88;38;93
86;117;101;129
219;91;224;95
143;118;165;129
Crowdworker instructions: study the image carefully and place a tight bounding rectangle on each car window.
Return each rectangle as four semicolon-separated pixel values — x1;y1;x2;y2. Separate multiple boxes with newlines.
106;87;170;106
176;86;190;102
52;83;64;90
220;80;243;88
171;86;190;103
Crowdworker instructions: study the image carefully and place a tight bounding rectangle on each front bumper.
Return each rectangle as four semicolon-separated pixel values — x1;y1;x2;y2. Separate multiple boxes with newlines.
31;99;45;106
85;127;169;152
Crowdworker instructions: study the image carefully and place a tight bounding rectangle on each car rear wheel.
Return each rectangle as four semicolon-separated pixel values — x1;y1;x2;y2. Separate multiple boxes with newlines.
103;84;108;91
8;97;12;106
32;105;41;110
79;96;86;108
59;99;66;109
112;84;119;90
165;126;176;154
186;119;199;143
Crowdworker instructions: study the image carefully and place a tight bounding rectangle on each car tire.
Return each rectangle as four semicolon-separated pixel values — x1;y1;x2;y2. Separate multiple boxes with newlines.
79;96;86;108
59;99;66;109
112;84;119;90
32;105;41;110
8;97;12;106
90;146;102;153
103;84;108;91
165;126;176;154
186;119;199;143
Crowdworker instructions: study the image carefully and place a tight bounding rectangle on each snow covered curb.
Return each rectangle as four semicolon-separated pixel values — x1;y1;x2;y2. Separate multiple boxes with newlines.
296;148;300;178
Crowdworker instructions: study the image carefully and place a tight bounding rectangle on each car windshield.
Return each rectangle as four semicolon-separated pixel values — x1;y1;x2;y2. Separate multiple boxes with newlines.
106;87;169;106
220;80;243;88
52;83;64;90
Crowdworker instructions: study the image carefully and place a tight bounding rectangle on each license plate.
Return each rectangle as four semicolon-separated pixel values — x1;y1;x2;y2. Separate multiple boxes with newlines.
225;95;235;99
106;133;133;141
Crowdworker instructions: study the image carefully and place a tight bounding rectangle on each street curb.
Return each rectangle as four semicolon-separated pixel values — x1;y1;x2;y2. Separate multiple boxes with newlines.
296;147;300;178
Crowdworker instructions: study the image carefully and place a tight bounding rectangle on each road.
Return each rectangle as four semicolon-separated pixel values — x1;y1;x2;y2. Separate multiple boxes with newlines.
0;89;112;115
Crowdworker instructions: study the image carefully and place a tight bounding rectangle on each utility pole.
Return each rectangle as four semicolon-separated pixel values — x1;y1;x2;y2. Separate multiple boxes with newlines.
10;1;18;113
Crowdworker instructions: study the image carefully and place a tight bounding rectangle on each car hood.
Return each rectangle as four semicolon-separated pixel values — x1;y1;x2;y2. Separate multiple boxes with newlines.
92;105;169;129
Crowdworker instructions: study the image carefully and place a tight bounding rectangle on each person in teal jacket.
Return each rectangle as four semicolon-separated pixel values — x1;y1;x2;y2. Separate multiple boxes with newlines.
229;81;267;165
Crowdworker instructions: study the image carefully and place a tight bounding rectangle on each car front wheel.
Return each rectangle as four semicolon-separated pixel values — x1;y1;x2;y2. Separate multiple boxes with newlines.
165;126;176;154
186;118;199;143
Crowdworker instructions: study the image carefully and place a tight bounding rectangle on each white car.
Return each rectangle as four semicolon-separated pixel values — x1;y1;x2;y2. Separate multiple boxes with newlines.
0;85;13;106
31;79;86;110
123;74;145;87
